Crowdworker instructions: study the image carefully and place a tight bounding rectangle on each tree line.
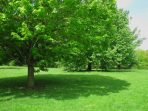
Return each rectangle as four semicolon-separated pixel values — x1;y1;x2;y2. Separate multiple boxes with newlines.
0;0;140;88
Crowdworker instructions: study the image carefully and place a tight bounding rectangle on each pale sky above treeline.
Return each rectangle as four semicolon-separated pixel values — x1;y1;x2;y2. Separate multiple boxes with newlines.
117;0;148;50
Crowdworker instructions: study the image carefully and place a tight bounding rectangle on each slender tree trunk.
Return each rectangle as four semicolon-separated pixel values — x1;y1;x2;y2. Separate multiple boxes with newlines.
27;60;34;88
87;62;92;71
117;64;121;70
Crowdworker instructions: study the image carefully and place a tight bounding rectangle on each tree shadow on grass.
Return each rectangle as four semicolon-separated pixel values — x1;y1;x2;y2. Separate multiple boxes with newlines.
0;74;130;101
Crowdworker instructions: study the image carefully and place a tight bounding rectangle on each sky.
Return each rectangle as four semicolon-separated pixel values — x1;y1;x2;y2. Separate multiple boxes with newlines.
117;0;148;50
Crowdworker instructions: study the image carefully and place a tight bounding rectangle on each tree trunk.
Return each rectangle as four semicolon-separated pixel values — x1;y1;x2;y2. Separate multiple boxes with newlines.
100;59;108;71
27;63;34;88
87;62;92;71
117;64;121;70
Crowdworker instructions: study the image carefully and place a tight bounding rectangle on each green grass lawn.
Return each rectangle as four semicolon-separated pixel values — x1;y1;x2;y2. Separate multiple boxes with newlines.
0;66;148;111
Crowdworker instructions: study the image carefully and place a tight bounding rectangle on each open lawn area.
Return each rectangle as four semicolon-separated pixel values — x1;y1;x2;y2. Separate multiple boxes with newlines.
0;66;148;111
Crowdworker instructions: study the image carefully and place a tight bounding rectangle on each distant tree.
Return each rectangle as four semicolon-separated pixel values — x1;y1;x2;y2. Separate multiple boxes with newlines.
136;50;148;69
62;1;140;71
98;9;140;70
62;0;117;71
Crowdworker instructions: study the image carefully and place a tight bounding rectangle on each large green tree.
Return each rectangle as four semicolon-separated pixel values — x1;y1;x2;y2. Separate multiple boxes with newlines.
62;0;117;71
0;0;73;88
62;0;140;71
98;9;140;70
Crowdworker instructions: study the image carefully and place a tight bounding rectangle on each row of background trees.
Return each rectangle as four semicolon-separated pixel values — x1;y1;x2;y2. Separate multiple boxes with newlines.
2;49;148;70
0;0;141;87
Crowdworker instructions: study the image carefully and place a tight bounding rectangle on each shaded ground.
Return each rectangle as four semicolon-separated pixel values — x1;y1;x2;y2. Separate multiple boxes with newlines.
0;74;130;101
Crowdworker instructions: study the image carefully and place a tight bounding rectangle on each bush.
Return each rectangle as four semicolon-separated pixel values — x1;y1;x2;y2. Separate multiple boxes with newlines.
135;50;148;69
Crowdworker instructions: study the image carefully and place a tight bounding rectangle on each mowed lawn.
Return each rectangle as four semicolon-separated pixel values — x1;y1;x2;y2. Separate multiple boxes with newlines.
0;66;148;111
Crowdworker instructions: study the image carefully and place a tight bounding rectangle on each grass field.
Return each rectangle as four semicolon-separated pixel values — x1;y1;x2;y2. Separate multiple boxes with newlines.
0;66;148;111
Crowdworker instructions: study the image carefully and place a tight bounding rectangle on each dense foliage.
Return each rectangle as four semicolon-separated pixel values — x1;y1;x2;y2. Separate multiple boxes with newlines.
61;3;139;71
